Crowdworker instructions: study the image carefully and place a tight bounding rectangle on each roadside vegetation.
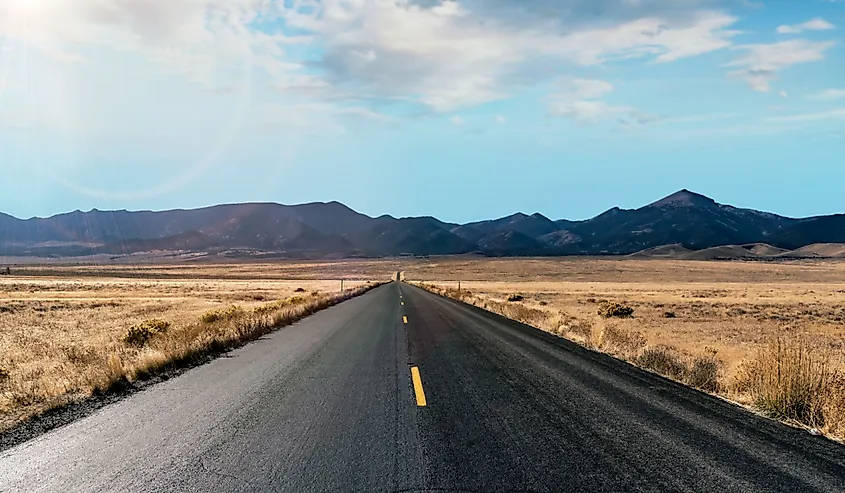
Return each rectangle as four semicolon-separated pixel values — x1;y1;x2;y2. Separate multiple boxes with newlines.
414;281;845;440
0;276;382;432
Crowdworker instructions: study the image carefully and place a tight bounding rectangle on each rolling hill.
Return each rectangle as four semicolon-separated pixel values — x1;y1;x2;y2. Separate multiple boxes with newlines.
1;190;844;259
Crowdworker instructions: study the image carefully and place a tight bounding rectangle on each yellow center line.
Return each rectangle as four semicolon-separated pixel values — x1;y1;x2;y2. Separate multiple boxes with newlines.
403;316;408;324
410;367;427;407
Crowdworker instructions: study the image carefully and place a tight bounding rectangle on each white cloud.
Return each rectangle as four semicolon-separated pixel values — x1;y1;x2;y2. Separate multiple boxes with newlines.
494;115;507;124
776;26;801;35
258;101;398;134
550;99;658;126
550;100;628;124
779;90;788;98
450;115;464;125
764;108;845;123
777;18;836;34
566;79;615;99
809;89;845;101
662;112;743;124
338;107;396;122
0;0;298;85
278;3;738;111
547;77;657;125
727;39;836;92
0;1;744;115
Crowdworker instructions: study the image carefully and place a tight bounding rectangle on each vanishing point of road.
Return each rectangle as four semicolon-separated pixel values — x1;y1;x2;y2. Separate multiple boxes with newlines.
1;282;844;492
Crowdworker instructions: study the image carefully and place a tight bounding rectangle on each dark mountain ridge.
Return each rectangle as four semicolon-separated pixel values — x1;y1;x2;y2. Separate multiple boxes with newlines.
1;191;842;258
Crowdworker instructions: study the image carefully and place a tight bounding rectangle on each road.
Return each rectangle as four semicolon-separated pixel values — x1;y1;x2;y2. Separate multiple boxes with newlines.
1;282;844;492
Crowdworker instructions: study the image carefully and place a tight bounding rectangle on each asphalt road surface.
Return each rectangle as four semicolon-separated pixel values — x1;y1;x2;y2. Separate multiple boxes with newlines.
1;282;844;492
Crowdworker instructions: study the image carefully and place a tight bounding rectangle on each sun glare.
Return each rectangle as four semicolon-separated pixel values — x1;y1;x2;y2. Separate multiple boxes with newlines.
10;0;49;16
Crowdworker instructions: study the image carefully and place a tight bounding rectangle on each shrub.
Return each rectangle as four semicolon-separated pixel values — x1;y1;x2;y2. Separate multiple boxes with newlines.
502;303;547;325
507;294;525;302
687;356;720;392
441;287;473;302
663;311;677;318
598;302;634;318
736;338;836;427
636;346;687;381
0;367;9;383
200;305;244;324
294;287;306;293
124;319;170;346
561;318;594;342
823;378;845;437
92;354;130;394
600;326;646;354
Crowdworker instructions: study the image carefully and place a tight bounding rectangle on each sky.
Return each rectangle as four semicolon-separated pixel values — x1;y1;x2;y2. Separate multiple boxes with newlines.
0;0;843;223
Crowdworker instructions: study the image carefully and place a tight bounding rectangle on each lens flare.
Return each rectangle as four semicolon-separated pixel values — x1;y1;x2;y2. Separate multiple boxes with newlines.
1;0;256;201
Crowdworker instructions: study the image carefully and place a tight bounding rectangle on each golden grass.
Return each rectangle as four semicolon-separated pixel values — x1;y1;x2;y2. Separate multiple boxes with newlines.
4;256;845;439
735;339;845;435
0;272;382;432
407;257;845;440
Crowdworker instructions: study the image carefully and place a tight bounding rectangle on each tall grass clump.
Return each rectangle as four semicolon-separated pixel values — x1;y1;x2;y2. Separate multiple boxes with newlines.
736;338;842;429
686;356;720;392
124;319;171;346
636;346;688;381
200;305;245;324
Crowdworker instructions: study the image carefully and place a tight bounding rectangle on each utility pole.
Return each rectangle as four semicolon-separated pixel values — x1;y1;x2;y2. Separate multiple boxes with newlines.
458;280;461;292
341;279;344;292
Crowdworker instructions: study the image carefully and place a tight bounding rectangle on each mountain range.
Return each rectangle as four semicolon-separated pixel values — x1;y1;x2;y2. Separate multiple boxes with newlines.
1;190;843;259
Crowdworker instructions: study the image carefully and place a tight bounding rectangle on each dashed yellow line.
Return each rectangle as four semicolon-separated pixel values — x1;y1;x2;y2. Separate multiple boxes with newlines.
403;316;408;324
410;367;427;407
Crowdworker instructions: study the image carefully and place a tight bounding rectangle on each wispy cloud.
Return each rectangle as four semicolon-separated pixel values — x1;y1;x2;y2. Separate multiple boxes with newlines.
764;108;845;123
659;112;744;124
727;39;836;92
777;18;836;34
550;100;660;126
808;89;845;101
547;78;659;125
565;79;615;100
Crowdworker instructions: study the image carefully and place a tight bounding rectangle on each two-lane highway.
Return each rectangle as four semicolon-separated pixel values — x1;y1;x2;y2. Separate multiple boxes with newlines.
1;282;844;492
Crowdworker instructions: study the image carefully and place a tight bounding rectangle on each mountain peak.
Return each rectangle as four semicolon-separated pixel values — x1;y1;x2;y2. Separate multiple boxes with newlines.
648;189;716;208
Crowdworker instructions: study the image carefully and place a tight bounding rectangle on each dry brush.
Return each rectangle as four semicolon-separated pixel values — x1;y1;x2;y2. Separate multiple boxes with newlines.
413;282;845;440
0;282;385;432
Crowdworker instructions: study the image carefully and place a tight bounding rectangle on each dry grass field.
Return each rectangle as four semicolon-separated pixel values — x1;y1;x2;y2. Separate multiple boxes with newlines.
404;257;845;439
2;256;844;440
0;263;383;432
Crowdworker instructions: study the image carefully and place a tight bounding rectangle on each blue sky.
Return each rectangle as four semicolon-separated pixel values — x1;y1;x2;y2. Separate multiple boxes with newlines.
0;0;843;223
